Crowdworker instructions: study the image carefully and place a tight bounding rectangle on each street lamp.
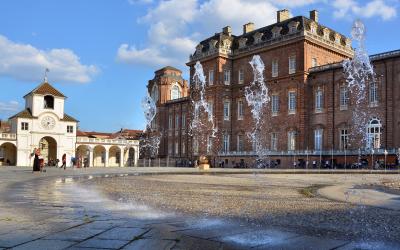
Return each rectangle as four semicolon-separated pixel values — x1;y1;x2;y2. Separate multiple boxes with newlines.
371;148;375;171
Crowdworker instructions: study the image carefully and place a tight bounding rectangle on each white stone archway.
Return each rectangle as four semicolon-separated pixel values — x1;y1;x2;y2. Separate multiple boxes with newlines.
76;145;92;168
39;136;57;166
93;145;106;167
108;146;121;167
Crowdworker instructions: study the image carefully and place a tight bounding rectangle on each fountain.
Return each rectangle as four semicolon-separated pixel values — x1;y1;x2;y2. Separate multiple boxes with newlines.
342;19;375;151
244;55;270;163
140;92;161;162
190;61;217;170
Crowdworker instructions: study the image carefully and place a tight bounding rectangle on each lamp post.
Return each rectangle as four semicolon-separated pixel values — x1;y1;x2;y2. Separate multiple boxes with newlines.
371;148;375;172
384;149;388;172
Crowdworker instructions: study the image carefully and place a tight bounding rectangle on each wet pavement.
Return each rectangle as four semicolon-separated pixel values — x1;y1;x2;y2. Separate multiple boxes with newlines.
0;167;400;250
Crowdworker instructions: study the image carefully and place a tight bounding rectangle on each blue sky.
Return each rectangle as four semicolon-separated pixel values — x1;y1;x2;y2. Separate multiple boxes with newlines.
0;0;399;132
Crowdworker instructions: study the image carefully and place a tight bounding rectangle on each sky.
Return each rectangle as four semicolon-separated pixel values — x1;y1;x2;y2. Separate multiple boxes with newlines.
0;0;399;132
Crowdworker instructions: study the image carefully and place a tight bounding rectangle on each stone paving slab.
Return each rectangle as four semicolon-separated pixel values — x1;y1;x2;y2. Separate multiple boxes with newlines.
336;241;400;250
177;224;258;240
253;235;348;250
43;227;104;241
74;238;129;249
171;235;222;250
12;239;76;250
122;238;176;250
96;227;148;241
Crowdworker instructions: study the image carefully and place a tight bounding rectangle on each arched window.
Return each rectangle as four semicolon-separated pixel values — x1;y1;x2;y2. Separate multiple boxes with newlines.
367;118;382;149
44;95;54;109
171;85;181;100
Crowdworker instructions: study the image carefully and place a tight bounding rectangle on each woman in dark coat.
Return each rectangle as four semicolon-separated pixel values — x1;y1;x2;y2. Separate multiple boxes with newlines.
33;148;40;172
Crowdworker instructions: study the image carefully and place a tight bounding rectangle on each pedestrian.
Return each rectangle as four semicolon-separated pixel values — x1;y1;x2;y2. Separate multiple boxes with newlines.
61;153;67;170
32;148;40;172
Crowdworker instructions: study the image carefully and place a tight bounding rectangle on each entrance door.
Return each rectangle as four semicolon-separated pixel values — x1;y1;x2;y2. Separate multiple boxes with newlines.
39;137;57;165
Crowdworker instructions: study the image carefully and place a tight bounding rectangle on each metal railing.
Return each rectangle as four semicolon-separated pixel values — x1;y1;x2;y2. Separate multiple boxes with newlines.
0;133;17;140
76;137;139;146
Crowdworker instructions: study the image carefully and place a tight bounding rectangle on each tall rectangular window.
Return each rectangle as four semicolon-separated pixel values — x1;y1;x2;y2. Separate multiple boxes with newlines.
369;81;378;105
223;134;230;153
21;122;29;131
67;125;74;133
237;100;244;120
238;69;244;84
182;142;186;154
288;131;296;151
288;91;296;114
289;56;296;74
168;114;173;129
207;101;213;117
271;94;279;115
193;139;199;154
340;86;348;110
181;113;186;128
209;70;214;85
168;143;172;155
175;115;179;130
237;135;244;151
311;58;318;67
207;136;213;153
340;129;349;150
272;59;279;77
271;133;278;151
223;101;230;121
315;89;323;112
224;70;231;85
314;129;323;150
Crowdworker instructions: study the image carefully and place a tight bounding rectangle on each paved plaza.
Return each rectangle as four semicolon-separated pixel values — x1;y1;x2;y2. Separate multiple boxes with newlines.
0;167;400;250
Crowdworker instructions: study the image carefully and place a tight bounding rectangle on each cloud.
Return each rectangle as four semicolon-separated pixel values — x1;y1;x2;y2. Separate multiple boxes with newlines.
128;0;153;4
0;101;20;115
332;0;397;20
0;35;98;84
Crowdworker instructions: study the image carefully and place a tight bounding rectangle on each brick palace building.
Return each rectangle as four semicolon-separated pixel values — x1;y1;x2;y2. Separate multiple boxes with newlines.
148;9;400;168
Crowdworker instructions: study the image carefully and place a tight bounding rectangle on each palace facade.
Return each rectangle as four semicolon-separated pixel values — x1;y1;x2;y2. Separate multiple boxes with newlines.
149;9;400;167
0;82;140;167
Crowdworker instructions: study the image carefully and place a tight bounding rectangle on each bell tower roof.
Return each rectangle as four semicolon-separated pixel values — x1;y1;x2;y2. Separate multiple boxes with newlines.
24;82;66;98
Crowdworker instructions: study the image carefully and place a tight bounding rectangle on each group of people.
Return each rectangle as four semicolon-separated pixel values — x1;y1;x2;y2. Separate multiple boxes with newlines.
31;148;67;172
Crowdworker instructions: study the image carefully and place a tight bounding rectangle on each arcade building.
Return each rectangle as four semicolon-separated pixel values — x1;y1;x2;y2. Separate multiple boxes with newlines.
148;9;400;167
0;82;140;167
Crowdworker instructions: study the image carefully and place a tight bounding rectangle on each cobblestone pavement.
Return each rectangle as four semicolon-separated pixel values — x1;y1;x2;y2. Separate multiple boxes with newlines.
0;167;399;250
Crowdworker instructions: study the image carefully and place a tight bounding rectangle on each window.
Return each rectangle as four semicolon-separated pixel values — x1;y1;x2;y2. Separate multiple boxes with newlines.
223;101;230;120
209;70;214;85
288;91;296;114
315;89;323;112
272;59;279;77
288;131;296;151
237;135;244;151
312;58;318;67
175;115;179;130
223;134;230;153
193;139;199;154
168;143;172;155
182;142;186;154
168;114;173;129
67;125;74;133
181;113;186;128
224;70;231;85
310;25;317;34
207;101;213;117
271;133;278;151
340;129;349;150
369;81;378;105
151;85;159;102
314;129;323;150
289;56;296;74
21;122;29;131
340;86;348;110
175;142;179;155
44;95;54;109
367;119;382;149
171;85;181;100
237;100;244;120
271;94;279;115
207;137;213;153
289;26;297;33
238;69;244;84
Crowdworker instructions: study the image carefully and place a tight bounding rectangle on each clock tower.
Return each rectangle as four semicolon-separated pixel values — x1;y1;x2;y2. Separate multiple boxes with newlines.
9;81;78;166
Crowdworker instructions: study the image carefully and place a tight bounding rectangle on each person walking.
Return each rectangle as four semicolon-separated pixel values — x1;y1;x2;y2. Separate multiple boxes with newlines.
61;153;67;170
32;148;40;172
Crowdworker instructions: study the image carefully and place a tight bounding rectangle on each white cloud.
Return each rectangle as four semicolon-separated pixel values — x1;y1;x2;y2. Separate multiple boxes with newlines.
0;101;19;114
0;35;98;84
332;0;397;20
128;0;153;4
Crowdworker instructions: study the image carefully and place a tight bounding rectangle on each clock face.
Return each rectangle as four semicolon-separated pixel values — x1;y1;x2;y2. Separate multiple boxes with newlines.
41;116;56;130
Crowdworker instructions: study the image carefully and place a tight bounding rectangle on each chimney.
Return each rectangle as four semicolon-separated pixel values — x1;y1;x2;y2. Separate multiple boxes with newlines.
243;22;255;34
310;10;318;22
277;9;290;23
222;26;232;36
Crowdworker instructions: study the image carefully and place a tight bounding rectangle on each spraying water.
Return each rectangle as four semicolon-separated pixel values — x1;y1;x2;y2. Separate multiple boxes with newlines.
244;55;270;159
342;19;375;150
140;92;161;158
190;61;217;155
